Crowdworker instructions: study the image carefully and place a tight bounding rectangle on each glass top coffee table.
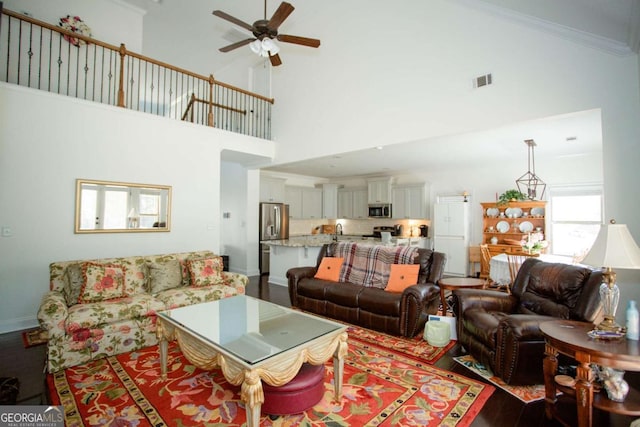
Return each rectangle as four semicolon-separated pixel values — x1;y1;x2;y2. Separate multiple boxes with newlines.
156;295;348;427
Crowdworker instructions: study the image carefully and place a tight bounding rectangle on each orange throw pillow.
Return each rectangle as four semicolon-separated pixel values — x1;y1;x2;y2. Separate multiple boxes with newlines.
385;264;420;293
314;257;344;282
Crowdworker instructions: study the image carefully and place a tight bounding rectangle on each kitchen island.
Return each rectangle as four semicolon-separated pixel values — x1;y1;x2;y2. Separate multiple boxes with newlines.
262;235;372;286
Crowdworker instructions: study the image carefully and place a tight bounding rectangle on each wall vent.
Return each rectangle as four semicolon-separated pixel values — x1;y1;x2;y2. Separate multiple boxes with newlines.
474;73;493;88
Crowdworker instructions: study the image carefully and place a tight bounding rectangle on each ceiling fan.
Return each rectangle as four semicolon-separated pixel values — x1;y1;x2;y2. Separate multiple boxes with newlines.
213;1;320;66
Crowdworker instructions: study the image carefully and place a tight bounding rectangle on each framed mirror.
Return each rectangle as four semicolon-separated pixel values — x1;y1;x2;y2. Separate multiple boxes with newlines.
75;179;172;233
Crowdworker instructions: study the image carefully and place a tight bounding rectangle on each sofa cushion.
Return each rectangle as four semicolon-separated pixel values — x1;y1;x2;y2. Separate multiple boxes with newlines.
155;283;243;309
385;264;420;293
329;243;419;289
79;262;127;303
518;263;592;317
187;257;224;287
359;288;401;316
314;257;344;281
147;259;183;294
66;293;166;331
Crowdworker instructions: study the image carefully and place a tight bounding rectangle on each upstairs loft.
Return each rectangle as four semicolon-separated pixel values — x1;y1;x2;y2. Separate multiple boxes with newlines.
0;6;274;140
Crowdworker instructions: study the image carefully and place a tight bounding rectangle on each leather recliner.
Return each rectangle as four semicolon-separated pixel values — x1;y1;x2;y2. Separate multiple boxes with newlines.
453;258;603;385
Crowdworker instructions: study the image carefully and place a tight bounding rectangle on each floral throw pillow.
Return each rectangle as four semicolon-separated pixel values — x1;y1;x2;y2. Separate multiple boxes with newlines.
79;262;126;303
187;257;224;287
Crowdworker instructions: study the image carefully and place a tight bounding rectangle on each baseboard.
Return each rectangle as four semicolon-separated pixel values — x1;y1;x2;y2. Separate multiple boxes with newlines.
0;315;39;334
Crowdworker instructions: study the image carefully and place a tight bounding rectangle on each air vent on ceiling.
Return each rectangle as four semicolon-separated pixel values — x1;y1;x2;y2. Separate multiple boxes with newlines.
474;73;493;88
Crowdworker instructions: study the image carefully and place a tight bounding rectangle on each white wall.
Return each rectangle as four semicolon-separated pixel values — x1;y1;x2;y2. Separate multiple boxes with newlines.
3;0;145;53
0;83;272;332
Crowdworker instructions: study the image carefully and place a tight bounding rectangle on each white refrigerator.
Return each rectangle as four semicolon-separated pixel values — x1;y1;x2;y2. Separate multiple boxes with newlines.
433;202;470;276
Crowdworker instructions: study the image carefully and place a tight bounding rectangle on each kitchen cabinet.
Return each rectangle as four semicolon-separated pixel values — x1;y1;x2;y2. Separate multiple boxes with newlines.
392;184;426;219
480;201;547;276
303;188;323;219
433;202;470;276
285;186;323;219
322;184;339;219
337;188;368;219
367;177;392;204
260;177;285;202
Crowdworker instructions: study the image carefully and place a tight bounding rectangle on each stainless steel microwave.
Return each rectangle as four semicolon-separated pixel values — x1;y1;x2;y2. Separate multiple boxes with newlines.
368;204;392;218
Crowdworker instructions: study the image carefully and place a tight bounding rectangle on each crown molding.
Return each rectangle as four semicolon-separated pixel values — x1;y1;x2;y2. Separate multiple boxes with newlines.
452;0;634;56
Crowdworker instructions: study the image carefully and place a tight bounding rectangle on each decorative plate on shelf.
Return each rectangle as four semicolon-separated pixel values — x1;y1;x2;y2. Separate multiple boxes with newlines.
519;221;534;233
505;207;523;218
486;207;499;217
496;220;510;233
530;207;545;217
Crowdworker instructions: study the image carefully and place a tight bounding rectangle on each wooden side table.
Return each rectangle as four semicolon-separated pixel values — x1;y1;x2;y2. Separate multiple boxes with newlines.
437;277;486;316
540;319;640;427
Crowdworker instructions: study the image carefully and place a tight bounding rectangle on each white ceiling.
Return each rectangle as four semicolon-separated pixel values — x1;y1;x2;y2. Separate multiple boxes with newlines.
126;0;636;178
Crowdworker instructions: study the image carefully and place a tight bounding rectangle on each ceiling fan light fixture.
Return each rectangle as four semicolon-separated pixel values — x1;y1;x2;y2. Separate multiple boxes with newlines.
262;38;280;55
249;39;263;54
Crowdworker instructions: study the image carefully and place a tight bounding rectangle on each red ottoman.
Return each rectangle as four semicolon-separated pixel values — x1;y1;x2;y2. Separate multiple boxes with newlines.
261;363;326;415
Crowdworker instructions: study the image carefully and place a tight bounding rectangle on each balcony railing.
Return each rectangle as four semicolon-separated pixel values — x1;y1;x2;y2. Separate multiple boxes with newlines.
0;6;274;139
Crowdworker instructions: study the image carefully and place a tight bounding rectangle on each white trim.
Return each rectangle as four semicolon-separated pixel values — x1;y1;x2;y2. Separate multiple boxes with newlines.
452;0;634;56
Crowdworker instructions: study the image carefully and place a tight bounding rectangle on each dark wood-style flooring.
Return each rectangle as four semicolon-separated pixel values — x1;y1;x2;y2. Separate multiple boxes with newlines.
1;275;637;426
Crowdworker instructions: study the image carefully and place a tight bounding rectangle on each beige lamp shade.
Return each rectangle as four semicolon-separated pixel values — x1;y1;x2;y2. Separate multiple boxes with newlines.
582;222;640;269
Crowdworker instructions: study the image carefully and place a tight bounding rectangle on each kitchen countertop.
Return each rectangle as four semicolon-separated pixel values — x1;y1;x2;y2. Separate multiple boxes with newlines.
261;235;428;248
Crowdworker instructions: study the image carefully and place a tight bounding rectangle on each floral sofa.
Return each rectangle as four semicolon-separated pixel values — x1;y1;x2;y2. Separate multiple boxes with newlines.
37;250;248;373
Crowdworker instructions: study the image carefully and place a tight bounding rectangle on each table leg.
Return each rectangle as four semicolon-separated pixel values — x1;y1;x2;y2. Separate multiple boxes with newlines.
575;360;594;427
333;333;348;401
240;370;263;427
159;337;168;381
439;287;448;316
543;343;559;420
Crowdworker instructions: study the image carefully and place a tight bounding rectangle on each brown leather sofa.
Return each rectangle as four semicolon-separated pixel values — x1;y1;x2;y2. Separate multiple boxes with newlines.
453;258;603;385
287;243;446;337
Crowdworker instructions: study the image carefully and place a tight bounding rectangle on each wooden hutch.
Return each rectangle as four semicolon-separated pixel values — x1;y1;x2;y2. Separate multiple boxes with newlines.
480;200;547;276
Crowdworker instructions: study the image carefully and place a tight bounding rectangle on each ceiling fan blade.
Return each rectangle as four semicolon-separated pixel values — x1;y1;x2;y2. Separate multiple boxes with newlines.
219;38;255;52
212;10;254;32
277;34;321;48
269;53;283;66
267;2;295;32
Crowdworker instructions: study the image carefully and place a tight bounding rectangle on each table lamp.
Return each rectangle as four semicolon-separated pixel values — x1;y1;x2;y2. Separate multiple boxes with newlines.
581;220;640;333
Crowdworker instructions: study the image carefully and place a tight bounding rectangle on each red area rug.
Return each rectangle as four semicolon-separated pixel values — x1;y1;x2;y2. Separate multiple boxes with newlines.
47;326;492;426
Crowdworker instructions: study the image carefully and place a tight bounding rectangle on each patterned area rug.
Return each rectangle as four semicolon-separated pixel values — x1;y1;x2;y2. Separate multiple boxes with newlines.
453;354;546;403
21;327;48;348
48;327;493;426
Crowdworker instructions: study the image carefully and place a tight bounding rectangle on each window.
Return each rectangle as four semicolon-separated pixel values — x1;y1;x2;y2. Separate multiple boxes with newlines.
549;186;603;258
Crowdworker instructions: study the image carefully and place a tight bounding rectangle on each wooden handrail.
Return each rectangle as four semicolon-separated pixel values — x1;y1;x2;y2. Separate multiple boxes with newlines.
1;8;275;104
182;93;247;122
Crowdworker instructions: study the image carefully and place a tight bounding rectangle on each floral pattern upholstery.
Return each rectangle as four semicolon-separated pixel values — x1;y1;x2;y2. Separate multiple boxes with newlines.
38;251;248;373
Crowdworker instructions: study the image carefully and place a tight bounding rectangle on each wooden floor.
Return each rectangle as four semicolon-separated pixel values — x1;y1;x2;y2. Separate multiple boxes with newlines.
1;275;637;426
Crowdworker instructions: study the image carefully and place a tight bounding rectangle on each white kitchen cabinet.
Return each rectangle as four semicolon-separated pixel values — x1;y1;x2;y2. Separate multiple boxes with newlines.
433;202;470;276
302;188;322;219
285;186;322;219
352;189;368;219
392;184;426;219
260;177;286;202
337;188;368;219
322;184;339;219
284;187;302;219
367;177;392;203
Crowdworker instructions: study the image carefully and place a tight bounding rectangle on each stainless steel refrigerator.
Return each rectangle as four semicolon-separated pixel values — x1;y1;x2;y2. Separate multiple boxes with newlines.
259;202;289;274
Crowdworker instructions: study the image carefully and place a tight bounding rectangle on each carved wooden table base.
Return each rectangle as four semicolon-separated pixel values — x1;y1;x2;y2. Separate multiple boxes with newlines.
157;318;348;427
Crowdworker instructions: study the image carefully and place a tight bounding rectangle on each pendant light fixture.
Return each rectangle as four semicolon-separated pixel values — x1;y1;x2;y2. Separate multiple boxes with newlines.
516;139;546;200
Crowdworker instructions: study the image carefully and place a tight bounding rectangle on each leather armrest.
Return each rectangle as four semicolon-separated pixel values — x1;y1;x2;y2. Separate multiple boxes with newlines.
403;282;440;301
286;266;317;306
452;289;518;317
499;314;556;341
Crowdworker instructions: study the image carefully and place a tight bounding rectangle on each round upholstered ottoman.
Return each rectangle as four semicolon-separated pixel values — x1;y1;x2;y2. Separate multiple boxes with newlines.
261;363;326;415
